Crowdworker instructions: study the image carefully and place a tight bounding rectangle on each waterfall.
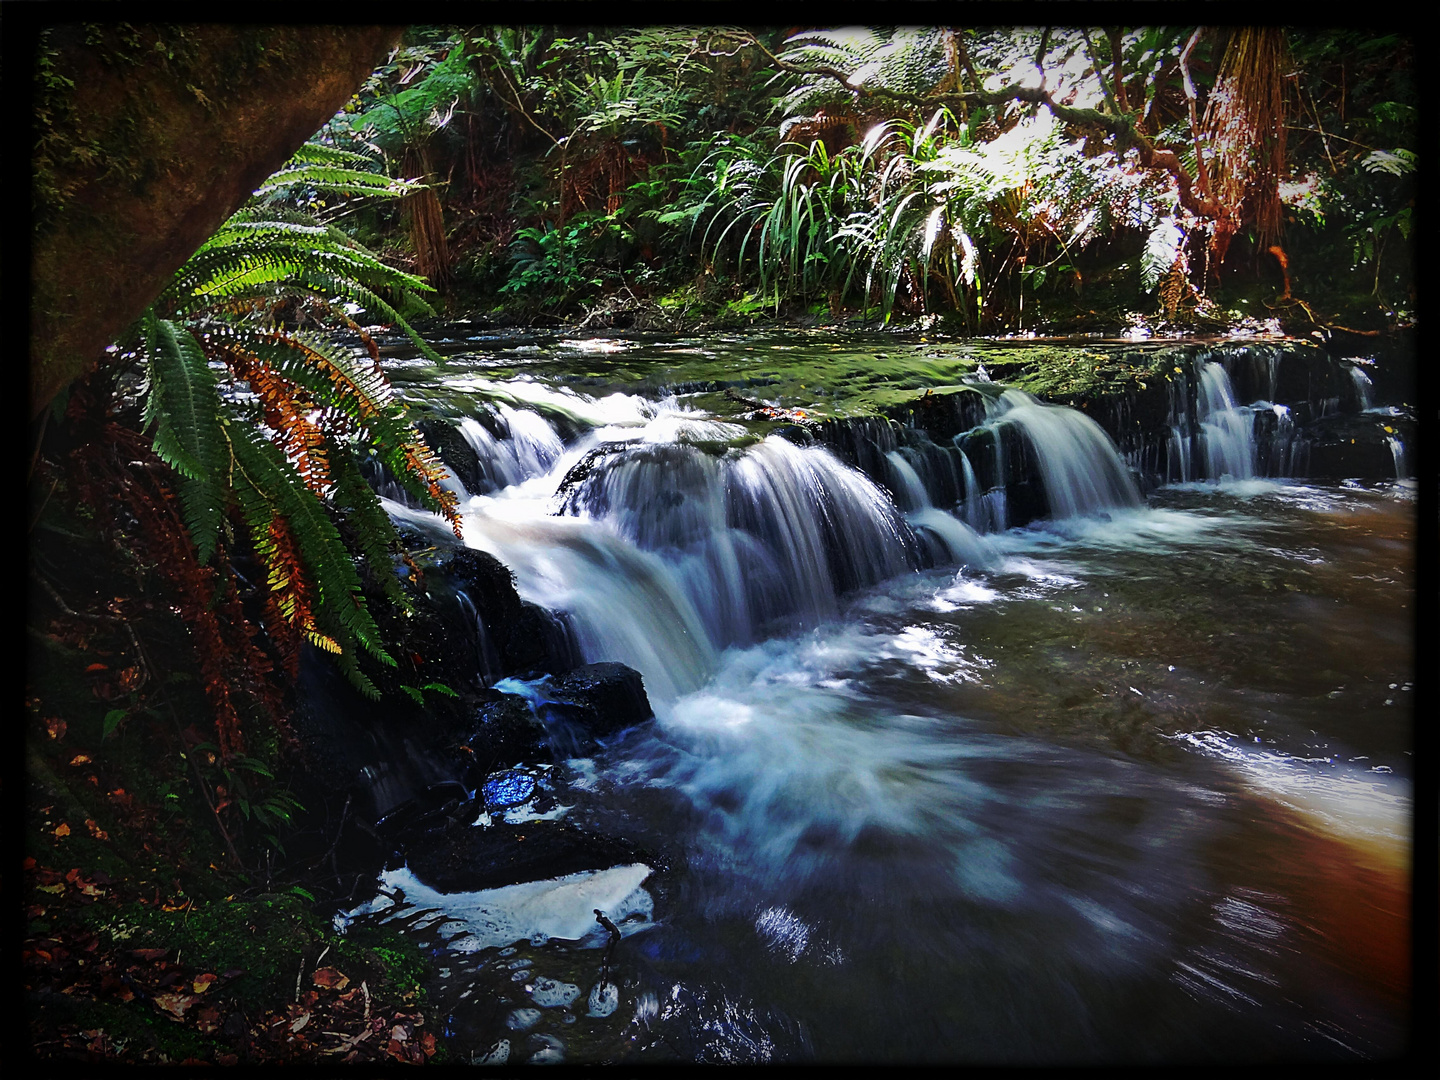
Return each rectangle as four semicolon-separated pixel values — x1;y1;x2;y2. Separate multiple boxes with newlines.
561;436;924;650
457;405;567;494
987;390;1141;518
1262;404;1296;477
1386;435;1408;479
884;450;930;512
456;589;503;687
955;446;1007;533
458;511;720;703
885;451;997;569
388;380;1241;705
1197;362;1255;480
1348;364;1375;411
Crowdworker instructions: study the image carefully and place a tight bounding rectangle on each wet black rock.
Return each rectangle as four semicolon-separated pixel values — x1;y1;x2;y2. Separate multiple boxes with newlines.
405;821;647;893
432;548;579;680
539;663;655;754
467;691;550;778
884;386;989;443
418;417;482;493
770;424;815;447
1295;411;1415;480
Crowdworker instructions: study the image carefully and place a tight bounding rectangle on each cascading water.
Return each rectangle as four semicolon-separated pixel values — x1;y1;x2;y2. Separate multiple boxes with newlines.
1348;364;1375;411
349;334;1410;1065
524;430;924;664
1162;358;1297;483
885;450;997;569
457;402;567;492
985;389;1142;517
1196;362;1256;480
391;382;1144;705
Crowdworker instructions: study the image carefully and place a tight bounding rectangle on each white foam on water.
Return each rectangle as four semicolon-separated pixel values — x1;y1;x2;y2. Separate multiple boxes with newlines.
530;976;582;1008
632;625;1026;885
357;863;655;953
587;981;620;1018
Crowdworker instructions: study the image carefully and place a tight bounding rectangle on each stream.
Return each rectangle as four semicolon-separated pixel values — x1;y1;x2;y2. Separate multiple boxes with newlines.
334;331;1413;1063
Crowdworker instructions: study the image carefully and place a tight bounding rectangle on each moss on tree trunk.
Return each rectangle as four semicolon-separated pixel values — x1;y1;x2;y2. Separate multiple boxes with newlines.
30;23;403;419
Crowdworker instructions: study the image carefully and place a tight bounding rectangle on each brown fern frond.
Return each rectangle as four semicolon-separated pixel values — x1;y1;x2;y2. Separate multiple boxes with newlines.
66;412;283;759
257;513;318;682
398;439;462;537
260;332;392;423
1202;28;1289;258
225;349;333;497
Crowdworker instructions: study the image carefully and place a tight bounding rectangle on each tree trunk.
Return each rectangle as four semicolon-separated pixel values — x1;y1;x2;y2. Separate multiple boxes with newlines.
30;23;403;420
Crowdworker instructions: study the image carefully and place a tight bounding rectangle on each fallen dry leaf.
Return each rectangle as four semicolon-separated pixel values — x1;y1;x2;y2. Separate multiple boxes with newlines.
46;717;67;741
154;991;196;1020
85;820;110;841
195;1005;224;1034
53;823;71;838
69;754;92;766
38;884;65;895
312;967;350;991
130;948;168;961
192;973;218;994
291;1011;311;1033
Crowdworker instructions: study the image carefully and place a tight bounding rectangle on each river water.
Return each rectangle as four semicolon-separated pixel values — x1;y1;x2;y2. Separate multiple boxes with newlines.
342;332;1414;1063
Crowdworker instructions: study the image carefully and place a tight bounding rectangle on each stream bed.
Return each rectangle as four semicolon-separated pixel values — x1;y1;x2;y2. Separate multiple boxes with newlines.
336;332;1413;1063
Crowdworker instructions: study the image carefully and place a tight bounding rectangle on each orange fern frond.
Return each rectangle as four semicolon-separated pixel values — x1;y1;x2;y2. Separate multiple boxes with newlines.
398;439;462;536
226;350;333;497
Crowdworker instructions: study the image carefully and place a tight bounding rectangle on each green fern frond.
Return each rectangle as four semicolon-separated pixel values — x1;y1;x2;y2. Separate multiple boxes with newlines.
285;142;385;169
331;450;410;611
254;164;422;201
142;315;228;562
127;140;459;704
227;421;394;691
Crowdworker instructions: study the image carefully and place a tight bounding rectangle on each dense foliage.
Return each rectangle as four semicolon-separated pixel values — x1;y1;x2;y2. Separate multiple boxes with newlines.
310;24;1412;334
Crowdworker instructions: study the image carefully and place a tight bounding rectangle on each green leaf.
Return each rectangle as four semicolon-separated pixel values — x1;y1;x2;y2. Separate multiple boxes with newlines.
102;709;127;740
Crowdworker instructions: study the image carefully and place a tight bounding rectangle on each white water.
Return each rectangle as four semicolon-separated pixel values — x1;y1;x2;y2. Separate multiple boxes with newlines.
342;863;656;953
1197;362;1256;480
988;389;1142;517
367;367;1411;1062
887;450;998;569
